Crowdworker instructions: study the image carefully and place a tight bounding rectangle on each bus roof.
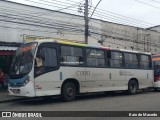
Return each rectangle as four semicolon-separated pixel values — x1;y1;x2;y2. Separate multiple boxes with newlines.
152;54;160;57
27;39;151;55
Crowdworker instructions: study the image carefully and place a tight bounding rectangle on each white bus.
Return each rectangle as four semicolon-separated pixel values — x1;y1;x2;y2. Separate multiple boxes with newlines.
8;39;153;101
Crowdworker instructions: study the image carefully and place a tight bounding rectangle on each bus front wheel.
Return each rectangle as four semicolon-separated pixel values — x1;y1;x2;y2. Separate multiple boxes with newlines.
128;80;138;95
61;82;76;102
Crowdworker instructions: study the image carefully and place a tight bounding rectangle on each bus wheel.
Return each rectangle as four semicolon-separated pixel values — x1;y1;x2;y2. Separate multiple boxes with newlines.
128;80;138;95
61;82;76;102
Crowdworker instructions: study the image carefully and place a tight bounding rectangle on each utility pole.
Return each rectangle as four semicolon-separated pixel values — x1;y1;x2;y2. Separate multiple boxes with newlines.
84;0;89;44
84;0;102;44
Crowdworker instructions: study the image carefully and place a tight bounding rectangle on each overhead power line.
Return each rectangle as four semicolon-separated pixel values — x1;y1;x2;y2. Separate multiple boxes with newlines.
4;0;156;28
0;24;83;35
0;0;86;33
89;0;102;20
133;0;160;10
21;0;79;11
89;4;156;28
150;0;160;4
93;7;155;26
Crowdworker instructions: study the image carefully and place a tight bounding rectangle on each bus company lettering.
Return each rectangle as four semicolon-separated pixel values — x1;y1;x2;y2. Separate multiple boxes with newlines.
76;71;90;76
119;70;133;76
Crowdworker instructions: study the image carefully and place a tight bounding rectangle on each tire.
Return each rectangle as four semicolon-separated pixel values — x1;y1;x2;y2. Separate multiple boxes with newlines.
128;80;138;95
61;82;76;102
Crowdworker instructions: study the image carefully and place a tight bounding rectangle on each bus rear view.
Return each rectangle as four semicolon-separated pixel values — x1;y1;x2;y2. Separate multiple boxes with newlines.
152;54;160;91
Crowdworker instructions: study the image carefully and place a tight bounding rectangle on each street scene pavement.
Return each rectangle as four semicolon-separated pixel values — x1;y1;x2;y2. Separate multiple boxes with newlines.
0;86;24;103
0;89;160;120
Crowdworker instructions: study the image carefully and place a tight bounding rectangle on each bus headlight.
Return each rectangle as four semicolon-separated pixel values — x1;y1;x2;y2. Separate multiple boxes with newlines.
23;79;30;86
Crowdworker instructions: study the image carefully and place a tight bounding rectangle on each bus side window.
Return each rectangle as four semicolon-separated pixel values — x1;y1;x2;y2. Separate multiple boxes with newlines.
86;49;105;67
35;46;58;76
110;51;123;68
35;57;43;67
106;51;111;67
60;45;84;66
60;57;65;63
140;55;150;69
79;57;84;64
124;53;138;69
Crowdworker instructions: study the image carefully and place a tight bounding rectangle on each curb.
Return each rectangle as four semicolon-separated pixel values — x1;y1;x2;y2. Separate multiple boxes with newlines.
0;97;25;103
0;87;25;103
0;97;45;103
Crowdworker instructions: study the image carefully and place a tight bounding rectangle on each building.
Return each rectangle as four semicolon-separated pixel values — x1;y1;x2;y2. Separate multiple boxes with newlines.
147;25;160;32
0;41;21;74
0;0;102;44
101;21;160;53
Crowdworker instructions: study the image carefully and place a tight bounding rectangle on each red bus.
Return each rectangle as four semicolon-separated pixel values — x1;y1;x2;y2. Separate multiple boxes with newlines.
152;54;160;91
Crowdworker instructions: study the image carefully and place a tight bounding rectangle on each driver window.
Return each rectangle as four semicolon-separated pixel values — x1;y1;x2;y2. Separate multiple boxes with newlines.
35;47;57;76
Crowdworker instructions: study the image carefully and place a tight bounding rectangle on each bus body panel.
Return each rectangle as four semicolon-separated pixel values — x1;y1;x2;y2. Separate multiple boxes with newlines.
125;69;153;89
34;67;85;96
8;70;36;97
152;55;160;89
8;81;35;97
34;67;153;97
153;81;160;88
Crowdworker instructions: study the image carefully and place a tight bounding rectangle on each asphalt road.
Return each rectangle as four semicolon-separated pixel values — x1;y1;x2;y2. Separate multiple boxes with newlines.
0;90;160;120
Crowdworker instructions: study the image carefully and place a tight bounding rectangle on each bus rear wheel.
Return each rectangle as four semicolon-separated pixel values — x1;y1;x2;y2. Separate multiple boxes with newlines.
61;82;76;102
128;80;138;95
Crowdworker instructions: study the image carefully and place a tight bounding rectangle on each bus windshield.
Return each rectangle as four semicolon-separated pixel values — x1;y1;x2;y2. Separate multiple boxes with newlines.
10;42;37;78
153;58;160;75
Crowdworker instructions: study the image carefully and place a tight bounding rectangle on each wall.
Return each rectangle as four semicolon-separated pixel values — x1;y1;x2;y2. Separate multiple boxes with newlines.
1;1;160;54
0;1;100;44
101;21;160;54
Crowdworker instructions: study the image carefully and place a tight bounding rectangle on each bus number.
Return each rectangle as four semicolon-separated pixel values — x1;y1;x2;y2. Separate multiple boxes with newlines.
76;71;90;76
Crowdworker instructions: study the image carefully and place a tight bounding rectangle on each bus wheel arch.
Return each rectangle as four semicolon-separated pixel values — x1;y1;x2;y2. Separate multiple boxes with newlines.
128;78;139;95
61;78;80;101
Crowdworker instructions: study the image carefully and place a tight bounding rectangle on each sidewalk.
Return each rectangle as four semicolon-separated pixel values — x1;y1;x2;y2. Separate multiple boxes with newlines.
0;87;23;103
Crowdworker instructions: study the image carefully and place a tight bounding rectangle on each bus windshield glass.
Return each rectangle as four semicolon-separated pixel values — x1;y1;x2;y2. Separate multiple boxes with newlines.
10;42;37;77
153;57;160;75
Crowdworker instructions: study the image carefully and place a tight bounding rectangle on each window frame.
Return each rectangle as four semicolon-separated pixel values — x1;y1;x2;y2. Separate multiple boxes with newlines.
108;50;124;68
85;47;106;68
60;44;85;67
34;42;60;78
139;54;152;70
123;52;139;69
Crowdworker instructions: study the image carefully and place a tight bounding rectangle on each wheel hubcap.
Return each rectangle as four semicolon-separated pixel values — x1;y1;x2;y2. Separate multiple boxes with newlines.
66;87;74;97
131;84;135;91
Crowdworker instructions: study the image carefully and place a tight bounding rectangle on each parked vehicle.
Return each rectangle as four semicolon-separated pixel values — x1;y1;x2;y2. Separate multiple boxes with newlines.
8;39;153;101
152;54;160;91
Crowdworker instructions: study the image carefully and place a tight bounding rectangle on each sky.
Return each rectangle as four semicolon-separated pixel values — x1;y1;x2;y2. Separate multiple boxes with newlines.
6;0;160;28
